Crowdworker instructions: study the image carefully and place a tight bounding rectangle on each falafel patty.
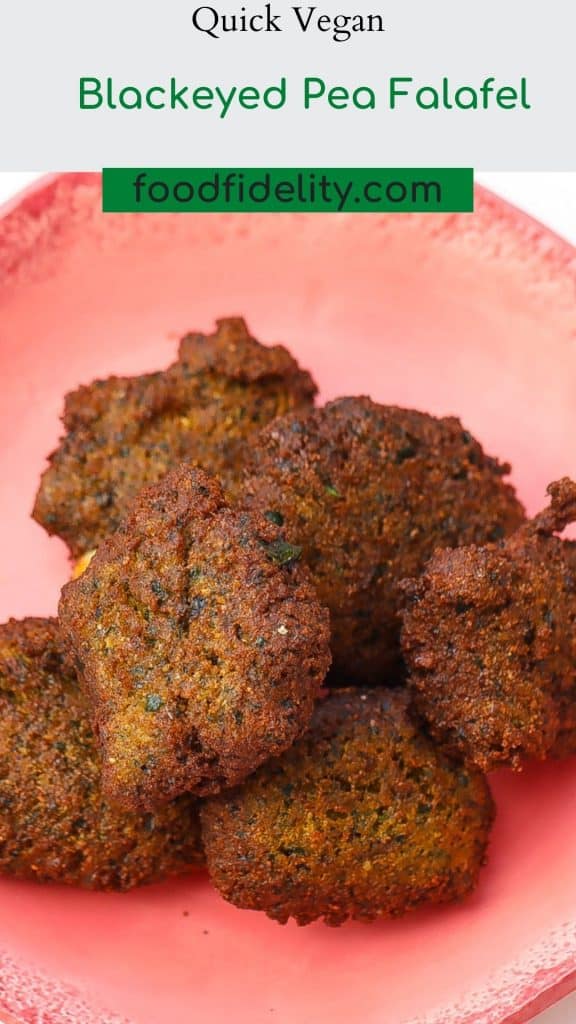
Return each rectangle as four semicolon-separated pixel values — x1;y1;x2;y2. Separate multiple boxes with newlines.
0;617;203;890
401;478;576;771
59;464;331;811
243;397;525;683
201;688;494;926
33;318;317;558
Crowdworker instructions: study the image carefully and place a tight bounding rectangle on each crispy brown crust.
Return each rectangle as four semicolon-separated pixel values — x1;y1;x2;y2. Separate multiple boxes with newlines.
201;688;494;926
33;318;317;558
243;397;525;684
401;478;576;771
0;617;203;891
177;317;313;382
59;465;331;810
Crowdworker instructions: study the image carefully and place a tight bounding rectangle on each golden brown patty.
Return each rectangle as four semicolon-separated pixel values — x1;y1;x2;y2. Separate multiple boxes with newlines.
401;478;576;771
243;397;525;684
59;465;331;811
33;318;317;558
0;617;203;891
201;688;494;926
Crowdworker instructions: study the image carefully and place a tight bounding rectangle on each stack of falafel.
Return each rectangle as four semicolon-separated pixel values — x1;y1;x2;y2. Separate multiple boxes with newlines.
2;317;574;927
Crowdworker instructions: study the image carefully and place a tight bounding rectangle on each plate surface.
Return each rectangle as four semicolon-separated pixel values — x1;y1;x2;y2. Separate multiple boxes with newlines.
1;174;576;1024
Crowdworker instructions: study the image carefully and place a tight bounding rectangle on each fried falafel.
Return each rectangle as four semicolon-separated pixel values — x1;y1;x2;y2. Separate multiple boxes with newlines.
200;687;494;926
0;617;203;890
401;478;576;771
33;318;317;559
243;397;525;683
59;464;331;811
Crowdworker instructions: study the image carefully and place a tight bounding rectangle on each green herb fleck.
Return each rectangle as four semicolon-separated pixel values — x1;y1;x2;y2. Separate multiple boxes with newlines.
145;694;163;713
324;481;341;498
150;580;168;602
264;509;285;526
262;540;302;567
189;596;206;618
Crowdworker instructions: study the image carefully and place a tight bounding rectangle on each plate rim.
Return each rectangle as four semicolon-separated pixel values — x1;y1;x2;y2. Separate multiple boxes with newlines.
1;170;575;1024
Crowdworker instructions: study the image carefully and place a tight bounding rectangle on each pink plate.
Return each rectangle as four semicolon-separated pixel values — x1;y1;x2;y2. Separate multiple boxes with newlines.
1;173;576;1024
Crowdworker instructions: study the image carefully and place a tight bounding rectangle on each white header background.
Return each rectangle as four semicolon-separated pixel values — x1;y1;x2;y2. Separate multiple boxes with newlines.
0;0;575;169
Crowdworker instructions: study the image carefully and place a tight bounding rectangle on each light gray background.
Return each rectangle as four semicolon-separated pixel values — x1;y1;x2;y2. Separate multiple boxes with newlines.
0;0;575;169
0;170;575;1023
